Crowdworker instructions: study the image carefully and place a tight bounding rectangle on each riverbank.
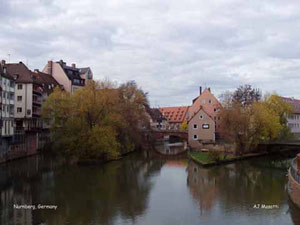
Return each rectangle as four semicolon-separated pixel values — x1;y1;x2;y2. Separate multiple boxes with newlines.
77;150;136;166
188;151;269;167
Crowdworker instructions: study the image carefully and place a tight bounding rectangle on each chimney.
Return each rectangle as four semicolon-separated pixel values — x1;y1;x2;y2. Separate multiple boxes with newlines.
1;60;5;65
47;61;53;75
199;86;202;95
34;69;39;73
72;63;76;68
208;87;211;92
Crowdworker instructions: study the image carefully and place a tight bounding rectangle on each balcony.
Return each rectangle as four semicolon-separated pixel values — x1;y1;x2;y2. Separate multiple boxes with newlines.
32;107;41;117
33;85;43;96
33;97;42;106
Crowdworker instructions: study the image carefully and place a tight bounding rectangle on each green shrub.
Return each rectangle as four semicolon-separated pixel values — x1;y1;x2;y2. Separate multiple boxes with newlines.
208;150;222;162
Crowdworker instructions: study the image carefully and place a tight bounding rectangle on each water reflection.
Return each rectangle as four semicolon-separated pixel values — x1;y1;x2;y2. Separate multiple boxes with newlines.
0;153;300;225
0;154;164;225
187;162;218;213
187;160;300;224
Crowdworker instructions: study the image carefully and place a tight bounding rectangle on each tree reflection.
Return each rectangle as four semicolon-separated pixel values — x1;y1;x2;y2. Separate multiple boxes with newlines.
187;159;292;215
0;154;164;225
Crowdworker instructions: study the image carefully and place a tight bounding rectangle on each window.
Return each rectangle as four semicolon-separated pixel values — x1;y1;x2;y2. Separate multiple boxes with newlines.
73;79;80;84
208;99;212;104
202;124;210;129
193;135;198;140
17;96;22;101
201;99;205;104
17;107;22;113
193;124;198;129
200;115;203;120
17;84;22;90
2;91;5;98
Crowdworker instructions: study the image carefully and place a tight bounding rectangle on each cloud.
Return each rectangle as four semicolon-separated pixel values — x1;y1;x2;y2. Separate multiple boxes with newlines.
1;0;300;106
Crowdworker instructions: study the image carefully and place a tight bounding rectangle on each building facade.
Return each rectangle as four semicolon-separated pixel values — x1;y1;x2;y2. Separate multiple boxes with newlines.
0;61;15;156
282;97;300;135
42;60;92;94
188;87;222;138
4;62;43;132
188;107;215;148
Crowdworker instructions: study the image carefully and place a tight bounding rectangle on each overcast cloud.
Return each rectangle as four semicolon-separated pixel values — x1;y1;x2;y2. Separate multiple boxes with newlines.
1;0;300;106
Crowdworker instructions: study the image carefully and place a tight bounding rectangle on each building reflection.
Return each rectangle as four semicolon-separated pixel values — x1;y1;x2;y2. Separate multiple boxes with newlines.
187;161;219;213
186;159;299;220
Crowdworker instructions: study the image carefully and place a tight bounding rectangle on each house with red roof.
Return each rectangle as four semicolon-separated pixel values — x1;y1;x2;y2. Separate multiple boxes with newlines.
188;107;215;148
159;106;189;130
188;87;222;140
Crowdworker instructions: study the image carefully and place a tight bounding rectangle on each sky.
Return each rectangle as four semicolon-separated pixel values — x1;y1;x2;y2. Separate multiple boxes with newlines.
1;0;300;107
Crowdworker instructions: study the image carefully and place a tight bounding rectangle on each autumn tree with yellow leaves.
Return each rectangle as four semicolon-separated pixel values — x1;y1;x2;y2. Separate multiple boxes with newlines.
219;85;293;155
42;80;149;162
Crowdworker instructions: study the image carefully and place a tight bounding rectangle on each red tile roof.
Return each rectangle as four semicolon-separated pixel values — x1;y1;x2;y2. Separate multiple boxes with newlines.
282;97;300;113
5;62;33;83
159;106;190;123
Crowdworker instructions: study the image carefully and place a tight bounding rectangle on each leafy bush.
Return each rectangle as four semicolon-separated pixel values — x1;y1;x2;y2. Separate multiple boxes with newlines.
208;150;222;162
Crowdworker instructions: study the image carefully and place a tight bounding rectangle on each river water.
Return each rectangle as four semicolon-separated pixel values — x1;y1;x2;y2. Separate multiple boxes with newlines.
0;151;299;225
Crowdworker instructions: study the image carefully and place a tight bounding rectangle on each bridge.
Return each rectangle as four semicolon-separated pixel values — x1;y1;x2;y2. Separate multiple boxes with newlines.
143;129;188;141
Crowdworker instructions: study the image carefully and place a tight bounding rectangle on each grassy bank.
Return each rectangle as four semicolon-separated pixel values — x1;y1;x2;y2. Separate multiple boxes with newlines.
188;151;268;167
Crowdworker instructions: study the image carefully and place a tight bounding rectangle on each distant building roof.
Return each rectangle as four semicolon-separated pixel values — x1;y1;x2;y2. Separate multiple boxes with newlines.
57;60;85;85
0;63;14;80
282;97;300;113
32;70;61;94
79;67;90;74
5;62;34;83
160;106;190;123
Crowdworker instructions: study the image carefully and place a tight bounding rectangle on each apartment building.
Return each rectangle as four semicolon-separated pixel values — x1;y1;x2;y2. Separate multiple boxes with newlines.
0;61;15;137
42;60;93;93
3;61;43;132
0;61;15;155
32;69;61;138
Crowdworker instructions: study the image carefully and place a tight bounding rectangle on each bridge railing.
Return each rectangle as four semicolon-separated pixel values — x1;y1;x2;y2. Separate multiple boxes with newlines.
290;158;300;184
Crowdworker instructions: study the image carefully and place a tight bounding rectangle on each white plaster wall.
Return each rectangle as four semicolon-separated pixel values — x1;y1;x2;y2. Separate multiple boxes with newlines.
14;83;32;118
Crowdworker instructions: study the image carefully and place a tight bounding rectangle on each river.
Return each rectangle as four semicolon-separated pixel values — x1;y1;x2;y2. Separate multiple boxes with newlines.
0;151;299;225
